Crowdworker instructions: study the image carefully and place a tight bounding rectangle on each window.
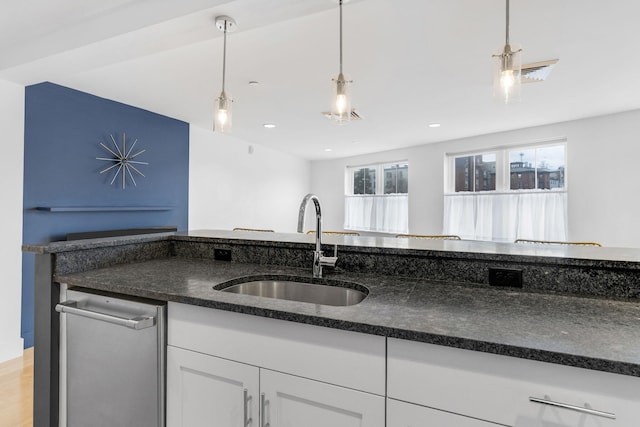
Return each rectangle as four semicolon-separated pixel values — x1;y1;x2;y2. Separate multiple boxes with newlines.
448;143;565;193
454;153;497;192
508;145;565;190
345;161;409;234
348;162;408;196
384;163;409;194
444;141;567;242
352;167;376;194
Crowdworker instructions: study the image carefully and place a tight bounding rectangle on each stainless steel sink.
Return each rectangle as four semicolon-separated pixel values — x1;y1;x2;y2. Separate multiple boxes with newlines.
217;279;367;306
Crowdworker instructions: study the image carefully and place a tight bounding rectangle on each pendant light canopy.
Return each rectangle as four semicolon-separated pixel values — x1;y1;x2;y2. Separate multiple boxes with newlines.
214;15;236;133
493;0;522;104
330;0;353;124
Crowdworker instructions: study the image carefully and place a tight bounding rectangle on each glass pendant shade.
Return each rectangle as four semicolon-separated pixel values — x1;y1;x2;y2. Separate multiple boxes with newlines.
215;91;233;133
493;43;522;104
331;73;352;124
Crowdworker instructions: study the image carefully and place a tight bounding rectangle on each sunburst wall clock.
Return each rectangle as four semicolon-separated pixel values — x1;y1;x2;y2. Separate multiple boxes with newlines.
96;132;149;189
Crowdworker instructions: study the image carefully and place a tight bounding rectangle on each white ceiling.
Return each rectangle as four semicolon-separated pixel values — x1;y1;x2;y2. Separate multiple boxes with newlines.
2;0;639;160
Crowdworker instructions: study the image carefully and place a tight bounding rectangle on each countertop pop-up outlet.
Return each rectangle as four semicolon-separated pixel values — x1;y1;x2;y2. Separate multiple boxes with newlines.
488;267;523;288
214;248;232;261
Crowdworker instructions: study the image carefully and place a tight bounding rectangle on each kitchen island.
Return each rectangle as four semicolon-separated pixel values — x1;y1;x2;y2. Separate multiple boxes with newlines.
24;230;640;426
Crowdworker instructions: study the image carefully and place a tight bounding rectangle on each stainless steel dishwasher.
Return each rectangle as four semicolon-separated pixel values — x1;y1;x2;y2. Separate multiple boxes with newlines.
56;288;166;427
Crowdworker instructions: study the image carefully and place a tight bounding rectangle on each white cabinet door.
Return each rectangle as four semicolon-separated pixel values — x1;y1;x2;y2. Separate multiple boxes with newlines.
166;345;259;427
260;369;385;427
388;399;501;427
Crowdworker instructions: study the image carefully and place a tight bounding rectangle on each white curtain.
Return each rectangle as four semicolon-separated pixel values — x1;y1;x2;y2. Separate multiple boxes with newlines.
344;195;409;234
444;192;567;242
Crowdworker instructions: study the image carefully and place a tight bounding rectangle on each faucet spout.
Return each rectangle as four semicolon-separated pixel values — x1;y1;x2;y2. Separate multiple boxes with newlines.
297;193;337;278
297;193;322;253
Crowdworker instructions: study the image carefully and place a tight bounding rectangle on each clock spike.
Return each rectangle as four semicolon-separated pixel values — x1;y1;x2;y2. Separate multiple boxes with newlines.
126;165;138;187
110;165;123;185
99;162;122;174
128;163;146;177
129;149;146;159
110;134;123;157
99;142;121;159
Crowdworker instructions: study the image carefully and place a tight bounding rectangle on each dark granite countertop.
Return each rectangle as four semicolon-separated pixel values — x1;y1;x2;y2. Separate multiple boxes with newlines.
178;230;640;265
55;257;640;378
24;228;640;268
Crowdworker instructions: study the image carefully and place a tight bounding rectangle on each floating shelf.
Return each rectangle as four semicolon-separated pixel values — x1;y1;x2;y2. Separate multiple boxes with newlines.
34;206;175;212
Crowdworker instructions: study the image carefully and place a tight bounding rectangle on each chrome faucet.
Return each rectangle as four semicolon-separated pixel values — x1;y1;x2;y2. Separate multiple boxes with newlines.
297;193;338;278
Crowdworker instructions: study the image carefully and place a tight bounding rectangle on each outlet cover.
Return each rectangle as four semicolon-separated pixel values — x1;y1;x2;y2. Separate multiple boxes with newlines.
488;268;523;288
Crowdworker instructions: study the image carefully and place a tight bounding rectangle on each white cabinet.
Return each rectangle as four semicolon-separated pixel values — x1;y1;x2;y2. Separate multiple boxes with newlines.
167;302;386;427
167;346;384;427
387;398;501;427
167;302;640;427
166;346;259;427
388;338;640;427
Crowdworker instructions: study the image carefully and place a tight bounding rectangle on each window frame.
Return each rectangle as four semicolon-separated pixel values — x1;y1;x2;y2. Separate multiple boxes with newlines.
445;140;567;195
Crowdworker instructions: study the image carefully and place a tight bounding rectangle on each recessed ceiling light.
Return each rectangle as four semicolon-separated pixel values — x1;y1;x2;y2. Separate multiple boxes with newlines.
324;148;333;152
263;123;276;129
248;81;260;86
428;123;441;128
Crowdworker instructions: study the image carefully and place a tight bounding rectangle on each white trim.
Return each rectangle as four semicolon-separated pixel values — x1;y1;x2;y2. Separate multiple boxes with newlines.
346;159;409;169
445;190;567;197
346;194;409;198
444;137;567;157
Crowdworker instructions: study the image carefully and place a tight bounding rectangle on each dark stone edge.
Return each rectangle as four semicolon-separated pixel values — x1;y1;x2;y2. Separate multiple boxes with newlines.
172;295;640;378
22;233;174;254
58;277;640;379
170;235;640;271
24;233;640;271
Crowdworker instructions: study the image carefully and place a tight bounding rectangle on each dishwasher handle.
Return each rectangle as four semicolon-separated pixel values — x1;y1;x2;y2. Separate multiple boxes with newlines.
55;300;156;330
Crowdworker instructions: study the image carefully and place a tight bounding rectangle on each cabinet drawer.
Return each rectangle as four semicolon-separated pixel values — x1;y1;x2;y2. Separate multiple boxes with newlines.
168;302;385;395
388;338;639;426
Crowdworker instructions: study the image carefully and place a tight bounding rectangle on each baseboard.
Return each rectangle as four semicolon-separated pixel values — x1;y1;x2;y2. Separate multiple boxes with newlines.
22;330;34;349
0;336;25;363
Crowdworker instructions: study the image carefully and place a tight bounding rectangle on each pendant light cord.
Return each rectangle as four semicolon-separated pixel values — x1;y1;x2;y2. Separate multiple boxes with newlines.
339;0;343;74
222;20;228;92
505;0;510;45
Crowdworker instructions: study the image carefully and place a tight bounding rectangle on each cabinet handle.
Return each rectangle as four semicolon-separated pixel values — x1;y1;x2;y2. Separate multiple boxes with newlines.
261;393;269;427
529;396;616;419
244;388;252;426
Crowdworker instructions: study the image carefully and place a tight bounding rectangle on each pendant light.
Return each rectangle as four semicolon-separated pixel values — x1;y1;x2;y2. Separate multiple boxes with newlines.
493;0;522;104
214;16;236;133
330;0;353;124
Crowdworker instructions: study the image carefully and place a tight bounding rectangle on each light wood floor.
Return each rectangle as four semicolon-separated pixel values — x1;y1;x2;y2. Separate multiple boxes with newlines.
0;348;33;427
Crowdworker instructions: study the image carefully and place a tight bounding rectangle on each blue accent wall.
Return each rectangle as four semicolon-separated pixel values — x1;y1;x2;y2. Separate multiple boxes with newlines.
22;82;189;347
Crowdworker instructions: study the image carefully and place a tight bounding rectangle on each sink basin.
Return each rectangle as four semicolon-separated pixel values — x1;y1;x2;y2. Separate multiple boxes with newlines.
217;278;367;306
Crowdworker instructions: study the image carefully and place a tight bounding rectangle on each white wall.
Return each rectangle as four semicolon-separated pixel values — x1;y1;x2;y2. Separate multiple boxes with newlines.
0;80;25;362
189;125;311;232
311;110;640;248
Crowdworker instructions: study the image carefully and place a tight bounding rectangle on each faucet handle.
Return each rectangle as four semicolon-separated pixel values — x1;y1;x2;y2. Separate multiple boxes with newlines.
319;256;338;268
